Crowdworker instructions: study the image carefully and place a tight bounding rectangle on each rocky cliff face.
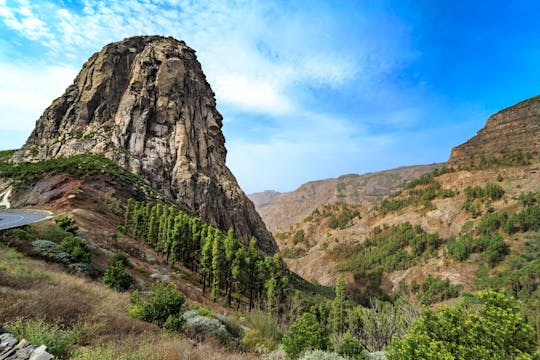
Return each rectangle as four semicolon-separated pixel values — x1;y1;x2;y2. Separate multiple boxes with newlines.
449;95;540;164
13;36;277;255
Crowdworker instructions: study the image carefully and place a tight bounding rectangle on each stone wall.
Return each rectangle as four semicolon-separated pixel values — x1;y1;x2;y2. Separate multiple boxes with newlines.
0;332;53;360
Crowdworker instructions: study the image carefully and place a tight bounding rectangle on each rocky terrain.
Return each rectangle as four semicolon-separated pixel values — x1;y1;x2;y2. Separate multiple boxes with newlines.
0;333;53;360
12;36;276;255
250;164;439;232
449;95;540;165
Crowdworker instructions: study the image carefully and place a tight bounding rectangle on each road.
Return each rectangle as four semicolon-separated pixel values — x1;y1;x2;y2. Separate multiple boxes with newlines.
0;210;53;230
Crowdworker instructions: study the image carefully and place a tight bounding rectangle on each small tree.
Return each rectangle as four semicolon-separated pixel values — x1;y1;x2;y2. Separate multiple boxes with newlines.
128;281;185;326
282;312;330;359
60;236;91;263
330;277;351;334
103;260;133;291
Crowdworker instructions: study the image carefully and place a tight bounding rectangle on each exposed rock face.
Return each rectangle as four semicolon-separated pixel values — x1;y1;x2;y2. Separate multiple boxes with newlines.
249;164;440;232
449;95;540;164
13;36;277;255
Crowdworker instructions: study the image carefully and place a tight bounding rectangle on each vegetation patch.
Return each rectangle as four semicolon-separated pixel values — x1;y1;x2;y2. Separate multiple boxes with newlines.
334;222;441;275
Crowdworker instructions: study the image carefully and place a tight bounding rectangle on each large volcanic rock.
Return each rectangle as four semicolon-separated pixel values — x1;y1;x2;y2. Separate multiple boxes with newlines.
13;36;277;255
449;95;540;165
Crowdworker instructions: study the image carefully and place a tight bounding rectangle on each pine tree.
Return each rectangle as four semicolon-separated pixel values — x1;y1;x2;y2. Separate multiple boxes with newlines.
211;229;225;302
124;198;135;231
133;204;146;240
330;276;351;334
245;237;261;311
224;228;239;306
200;228;214;294
147;205;158;246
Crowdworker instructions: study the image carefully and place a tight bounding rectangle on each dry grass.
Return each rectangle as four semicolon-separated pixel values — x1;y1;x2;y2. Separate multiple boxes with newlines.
0;245;260;359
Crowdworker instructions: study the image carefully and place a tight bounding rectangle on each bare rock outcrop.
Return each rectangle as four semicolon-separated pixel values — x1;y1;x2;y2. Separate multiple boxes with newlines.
0;333;53;360
13;36;277;254
449;95;540;165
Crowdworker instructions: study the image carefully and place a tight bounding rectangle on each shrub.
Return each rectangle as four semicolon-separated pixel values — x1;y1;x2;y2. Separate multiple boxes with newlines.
103;260;133;291
282;312;330;359
164;315;183;332
416;276;462;305
32;240;73;264
293;230;305;244
60;236;91;263
299;350;348;360
109;252;131;267
128;281;185;326
387;291;536;359
504;205;540;234
183;312;230;340
332;332;367;359
5;318;77;359
242;312;281;352
485;183;505;201
40;226;70;242
55;216;78;234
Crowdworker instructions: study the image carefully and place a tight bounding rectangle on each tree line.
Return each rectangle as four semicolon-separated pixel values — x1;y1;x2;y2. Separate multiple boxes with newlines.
120;199;289;312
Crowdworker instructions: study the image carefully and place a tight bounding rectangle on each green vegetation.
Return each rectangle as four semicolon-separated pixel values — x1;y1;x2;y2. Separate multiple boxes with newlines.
447;234;508;267
282;312;330;359
128;281;185;327
413;276;462;305
122;199;290;313
5;318;77;359
0;153;153;198
475;149;535;169
335;222;441;275
304;203;360;230
379;172;456;214
103;256;133;291
504;205;540;234
60;236;91;263
293;229;305;244
387;290;536;359
55;216;79;234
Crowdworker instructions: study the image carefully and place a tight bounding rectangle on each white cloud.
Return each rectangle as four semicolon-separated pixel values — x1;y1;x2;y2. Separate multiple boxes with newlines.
0;62;78;131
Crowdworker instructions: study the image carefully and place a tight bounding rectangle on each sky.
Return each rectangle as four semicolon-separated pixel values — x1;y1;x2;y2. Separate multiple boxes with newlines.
1;1;540;194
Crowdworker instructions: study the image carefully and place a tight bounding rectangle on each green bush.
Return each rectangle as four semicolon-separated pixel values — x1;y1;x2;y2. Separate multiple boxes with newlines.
128;281;185;326
55;216;78;234
103;260;133;291
333;332;367;359
282;312;330;359
504;205;540;234
5;318;77;359
476;211;507;235
60;236;91;263
485;183;504;201
416;276;462;305
387;291;536;359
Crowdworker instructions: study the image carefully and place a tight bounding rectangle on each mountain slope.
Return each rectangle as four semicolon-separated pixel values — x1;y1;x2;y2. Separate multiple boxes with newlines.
449;94;540;165
250;164;439;232
12;36;276;255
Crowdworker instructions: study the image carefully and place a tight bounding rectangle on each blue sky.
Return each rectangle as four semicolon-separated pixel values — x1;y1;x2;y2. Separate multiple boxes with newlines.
1;1;540;193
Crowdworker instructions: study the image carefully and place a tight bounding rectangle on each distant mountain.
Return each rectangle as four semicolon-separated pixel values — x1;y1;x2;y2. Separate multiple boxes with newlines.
249;164;440;232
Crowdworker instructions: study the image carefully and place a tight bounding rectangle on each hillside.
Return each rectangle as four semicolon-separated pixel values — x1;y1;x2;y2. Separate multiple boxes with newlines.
249;164;440;232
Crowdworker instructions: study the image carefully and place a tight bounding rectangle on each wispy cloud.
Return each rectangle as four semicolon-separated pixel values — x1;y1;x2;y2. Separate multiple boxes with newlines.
0;0;439;191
